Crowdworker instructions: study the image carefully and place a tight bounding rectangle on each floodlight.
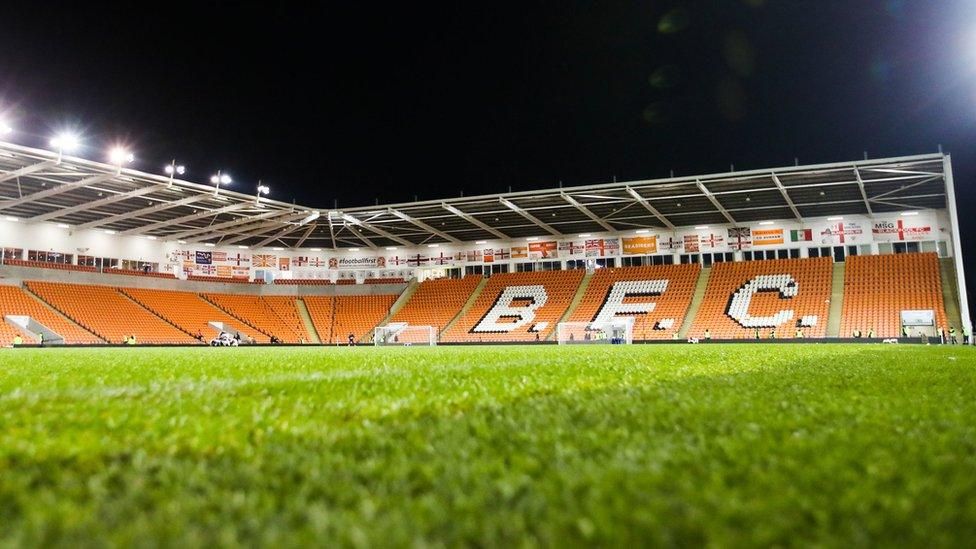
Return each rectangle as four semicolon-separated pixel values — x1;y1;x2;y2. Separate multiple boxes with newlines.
50;132;80;152
257;184;270;195
0;118;11;134
109;147;134;165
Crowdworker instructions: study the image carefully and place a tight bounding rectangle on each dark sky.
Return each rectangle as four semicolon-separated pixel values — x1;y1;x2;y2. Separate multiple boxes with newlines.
1;1;976;307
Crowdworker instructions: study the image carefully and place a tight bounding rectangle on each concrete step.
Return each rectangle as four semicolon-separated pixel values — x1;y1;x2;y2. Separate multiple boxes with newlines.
370;278;421;339
440;276;489;340
295;298;322;344
939;258;963;333
678;266;710;338
826;262;846;337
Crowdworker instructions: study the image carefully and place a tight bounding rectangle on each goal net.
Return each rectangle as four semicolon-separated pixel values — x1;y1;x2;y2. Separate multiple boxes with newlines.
557;318;634;345
374;323;437;346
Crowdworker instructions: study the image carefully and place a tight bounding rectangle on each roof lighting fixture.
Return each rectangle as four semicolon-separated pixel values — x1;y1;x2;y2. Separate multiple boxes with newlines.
526;237;539;241
210;171;232;196
237;245;248;250
578;233;591;238
348;247;360;252
901;211;919;216
475;240;487;244
56;223;70;229
103;229;116;235
758;221;774;226
385;247;398;251
177;240;187;244
826;216;843;221
164;160;186;188
204;242;216;247
108;146;134;166
145;235;157;240
310;248;322;252
635;229;650;234
273;247;284;251
694;225;709;230
4;216;18;222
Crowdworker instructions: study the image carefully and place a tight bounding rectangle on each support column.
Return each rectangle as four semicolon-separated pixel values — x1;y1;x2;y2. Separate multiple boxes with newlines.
943;155;972;341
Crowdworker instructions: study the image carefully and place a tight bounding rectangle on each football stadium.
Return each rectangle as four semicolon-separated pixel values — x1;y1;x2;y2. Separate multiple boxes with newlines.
3;3;976;546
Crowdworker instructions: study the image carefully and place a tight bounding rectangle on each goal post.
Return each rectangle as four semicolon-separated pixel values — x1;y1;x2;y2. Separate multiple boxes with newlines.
557;318;634;345
374;323;437;346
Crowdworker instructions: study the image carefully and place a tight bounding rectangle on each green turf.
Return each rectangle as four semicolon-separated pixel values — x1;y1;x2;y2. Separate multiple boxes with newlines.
1;344;975;547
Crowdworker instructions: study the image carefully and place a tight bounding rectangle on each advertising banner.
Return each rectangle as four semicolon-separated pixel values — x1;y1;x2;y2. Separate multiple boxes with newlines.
528;241;558;259
753;228;784;246
622;236;658;255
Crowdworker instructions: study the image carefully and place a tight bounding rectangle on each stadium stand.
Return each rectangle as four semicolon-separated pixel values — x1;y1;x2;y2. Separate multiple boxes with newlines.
441;270;586;343
688;257;832;339
304;294;398;343
105;269;176;279
389;276;483;333
187;275;262;284
205;294;310;343
3;259;97;272
121;287;270;343
0;284;103;344
566;264;701;340
26;282;197;344
273;279;334;285
840;253;949;338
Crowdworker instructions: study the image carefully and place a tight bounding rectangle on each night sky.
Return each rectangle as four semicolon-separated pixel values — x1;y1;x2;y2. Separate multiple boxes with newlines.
1;2;975;301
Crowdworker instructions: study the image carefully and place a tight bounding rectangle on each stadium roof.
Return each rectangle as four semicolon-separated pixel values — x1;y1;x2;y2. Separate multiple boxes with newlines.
0;141;950;249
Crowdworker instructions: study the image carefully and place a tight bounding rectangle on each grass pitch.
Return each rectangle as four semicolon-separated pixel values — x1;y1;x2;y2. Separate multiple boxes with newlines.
1;344;975;547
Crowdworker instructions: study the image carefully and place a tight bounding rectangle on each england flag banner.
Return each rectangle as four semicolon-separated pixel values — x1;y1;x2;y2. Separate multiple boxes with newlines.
820;221;866;244
871;218;933;242
699;233;725;251
558;241;585;256
662;236;683;252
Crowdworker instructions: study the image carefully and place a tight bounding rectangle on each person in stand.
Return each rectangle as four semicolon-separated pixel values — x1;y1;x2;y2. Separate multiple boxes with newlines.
852;328;861;339
12;335;22;346
535;332;540;342
127;335;137;345
768;328;776;339
795;328;804;339
754;328;761;340
703;329;712;341
964;326;971;345
949;326;958;345
234;333;241;345
348;333;355;346
195;330;204;342
671;332;679;341
569;332;575;342
901;325;910;339
38;332;44;346
867;328;875;338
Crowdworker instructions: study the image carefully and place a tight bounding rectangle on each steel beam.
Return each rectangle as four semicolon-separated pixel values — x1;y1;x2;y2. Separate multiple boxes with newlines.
499;198;561;236
441;203;509;239
624;187;675;229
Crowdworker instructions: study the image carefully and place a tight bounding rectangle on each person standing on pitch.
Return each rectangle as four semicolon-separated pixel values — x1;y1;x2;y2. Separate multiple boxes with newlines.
949;326;958;345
